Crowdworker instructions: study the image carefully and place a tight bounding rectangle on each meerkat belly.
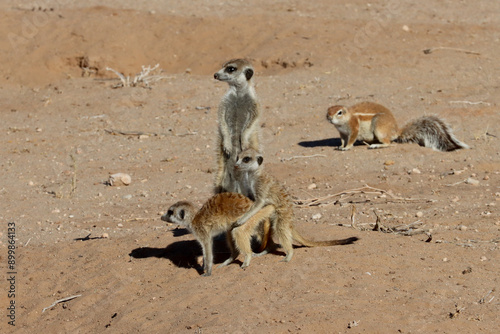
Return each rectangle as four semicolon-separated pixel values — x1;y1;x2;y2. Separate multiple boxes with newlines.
357;120;376;142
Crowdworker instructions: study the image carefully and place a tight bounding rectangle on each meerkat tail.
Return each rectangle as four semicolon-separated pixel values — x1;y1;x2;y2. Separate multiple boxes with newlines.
291;228;359;247
397;116;469;151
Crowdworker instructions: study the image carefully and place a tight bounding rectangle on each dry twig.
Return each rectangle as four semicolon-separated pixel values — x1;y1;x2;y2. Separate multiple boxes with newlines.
423;47;480;55
281;154;326;162
42;295;82;313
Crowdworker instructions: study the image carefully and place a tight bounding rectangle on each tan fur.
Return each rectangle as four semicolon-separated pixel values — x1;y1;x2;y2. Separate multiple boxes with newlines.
213;59;261;194
326;102;469;151
232;149;359;263
161;192;273;276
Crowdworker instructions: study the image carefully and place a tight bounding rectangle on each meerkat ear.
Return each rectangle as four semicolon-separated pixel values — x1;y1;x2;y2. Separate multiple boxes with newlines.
245;68;254;81
257;156;264;165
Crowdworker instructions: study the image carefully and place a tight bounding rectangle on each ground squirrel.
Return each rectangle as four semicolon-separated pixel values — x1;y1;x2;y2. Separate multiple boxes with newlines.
231;148;359;263
326;102;469;151
162;192;273;276
213;58;261;194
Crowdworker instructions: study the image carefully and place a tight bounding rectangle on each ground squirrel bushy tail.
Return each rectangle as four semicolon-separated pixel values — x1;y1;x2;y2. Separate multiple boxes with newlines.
396;116;469;152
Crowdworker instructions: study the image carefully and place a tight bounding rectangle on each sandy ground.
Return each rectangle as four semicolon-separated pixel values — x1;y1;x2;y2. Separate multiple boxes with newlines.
1;1;499;333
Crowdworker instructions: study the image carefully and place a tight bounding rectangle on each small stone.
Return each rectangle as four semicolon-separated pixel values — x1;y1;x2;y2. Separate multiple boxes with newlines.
102;233;109;238
28;181;34;186
117;223;124;228
138;134;149;140
52;209;60;213
483;175;489;180
384;160;395;166
109;173;132;186
402;25;410;32
312;213;322;220
480;256;487;262
466;177;479;186
123;194;133;200
443;257;449;262
416;211;423;218
307;183;317;190
412;168;421;174
457;225;467;231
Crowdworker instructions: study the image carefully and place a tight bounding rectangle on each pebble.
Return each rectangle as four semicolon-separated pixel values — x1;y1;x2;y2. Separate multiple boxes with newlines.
466;177;479;186
457;225;467;231
480;256;487;262
416;211;423;218
307;183;317;190
109;173;132;186
123;194;133;200
384;160;395;166
412;168;421;174
312;213;322;220
117;223;124;228
102;233;109;238
402;25;410;32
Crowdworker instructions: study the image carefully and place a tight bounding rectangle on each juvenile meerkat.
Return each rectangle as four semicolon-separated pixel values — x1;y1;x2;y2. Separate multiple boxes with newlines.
326;102;469;151
213;58;261;194
231;148;359;263
162;192;274;276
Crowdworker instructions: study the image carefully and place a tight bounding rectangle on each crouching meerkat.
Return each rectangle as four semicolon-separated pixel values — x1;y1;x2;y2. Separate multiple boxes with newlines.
326;102;469;151
231;148;359;263
162;192;274;276
213;59;262;194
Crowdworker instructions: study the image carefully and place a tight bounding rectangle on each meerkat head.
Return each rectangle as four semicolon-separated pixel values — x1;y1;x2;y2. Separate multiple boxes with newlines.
214;58;254;88
235;148;264;173
326;105;349;125
161;201;196;227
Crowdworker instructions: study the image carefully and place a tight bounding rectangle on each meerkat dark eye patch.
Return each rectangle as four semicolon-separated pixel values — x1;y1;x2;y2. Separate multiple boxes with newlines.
245;68;254;80
179;209;185;220
337;110;344;116
226;66;236;73
242;157;251;163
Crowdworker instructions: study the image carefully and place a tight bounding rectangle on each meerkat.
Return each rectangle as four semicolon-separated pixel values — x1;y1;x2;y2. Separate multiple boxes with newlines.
213;58;262;194
326;102;469;151
162;192;274;276
230;148;359;263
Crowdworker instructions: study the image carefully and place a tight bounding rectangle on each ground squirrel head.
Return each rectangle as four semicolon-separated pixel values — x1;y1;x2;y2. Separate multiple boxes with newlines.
161;201;196;227
326;105;349;126
235;148;263;172
214;58;254;88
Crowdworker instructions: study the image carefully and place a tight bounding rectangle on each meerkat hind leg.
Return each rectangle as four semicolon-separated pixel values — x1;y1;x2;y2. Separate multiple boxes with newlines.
232;205;275;268
218;231;240;268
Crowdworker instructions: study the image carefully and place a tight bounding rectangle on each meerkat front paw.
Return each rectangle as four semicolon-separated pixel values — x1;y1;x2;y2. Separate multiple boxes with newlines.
338;146;351;151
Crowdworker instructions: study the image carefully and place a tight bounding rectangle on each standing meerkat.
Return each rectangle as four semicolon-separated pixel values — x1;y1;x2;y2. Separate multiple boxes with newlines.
230;148;359;263
162;192;274;276
326;102;469;151
213;58;262;194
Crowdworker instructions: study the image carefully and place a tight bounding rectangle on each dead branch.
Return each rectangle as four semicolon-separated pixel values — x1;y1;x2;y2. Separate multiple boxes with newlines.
104;128;197;137
42;294;82;313
449;100;491;106
106;64;168;88
294;184;432;207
